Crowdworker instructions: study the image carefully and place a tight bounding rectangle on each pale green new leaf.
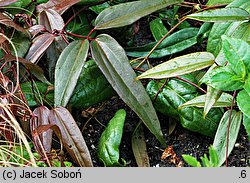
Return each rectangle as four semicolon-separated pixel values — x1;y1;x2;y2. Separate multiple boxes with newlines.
204;86;223;118
179;92;233;108
213;110;242;166
137;52;214;79
55;40;89;107
90;34;166;146
94;0;183;29
187;8;250;22
207;0;233;6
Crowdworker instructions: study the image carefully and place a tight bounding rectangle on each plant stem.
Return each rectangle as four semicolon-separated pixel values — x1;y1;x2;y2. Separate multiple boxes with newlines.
136;17;187;68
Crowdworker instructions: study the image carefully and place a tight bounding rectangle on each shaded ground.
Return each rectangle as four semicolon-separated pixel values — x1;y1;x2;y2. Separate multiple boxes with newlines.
75;97;250;167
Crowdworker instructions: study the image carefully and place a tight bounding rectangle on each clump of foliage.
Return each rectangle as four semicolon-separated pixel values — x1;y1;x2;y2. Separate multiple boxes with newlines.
0;0;249;167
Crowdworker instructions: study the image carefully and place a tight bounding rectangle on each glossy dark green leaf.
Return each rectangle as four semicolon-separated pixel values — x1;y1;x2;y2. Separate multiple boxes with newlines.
94;0;183;29
55;40;89;107
132;123;150;167
187;8;250;22
21;81;54;107
69;60;116;108
182;155;201;167
126;35;197;58
149;18;168;41
77;0;103;5
126;27;199;52
237;89;250;118
137;52;214;79
213;110;242;166
206;0;233;6
97;109;126;167
49;107;93;167
146;75;223;137
205;66;244;91
179;92;233;108
243;115;250;140
91;34;165;146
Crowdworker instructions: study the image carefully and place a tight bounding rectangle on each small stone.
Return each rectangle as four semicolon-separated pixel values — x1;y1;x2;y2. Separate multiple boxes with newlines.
234;143;240;148
91;144;95;149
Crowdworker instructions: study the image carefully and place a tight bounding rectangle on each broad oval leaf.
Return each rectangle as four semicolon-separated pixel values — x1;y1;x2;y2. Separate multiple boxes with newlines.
137;52;214;79
55;39;89;107
90;34;166;146
25;33;55;63
237;89;250;118
94;0;183;29
213;110;242;166
97;109;126;167
132;123;150;167
69;60;116;108
179;92;233;108
243;115;250;140
39;9;64;31
49;106;93;167
187;7;250;22
222;35;250;72
146;75;223;137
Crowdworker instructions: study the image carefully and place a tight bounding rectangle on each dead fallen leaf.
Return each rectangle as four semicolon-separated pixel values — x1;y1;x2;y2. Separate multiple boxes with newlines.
161;146;183;167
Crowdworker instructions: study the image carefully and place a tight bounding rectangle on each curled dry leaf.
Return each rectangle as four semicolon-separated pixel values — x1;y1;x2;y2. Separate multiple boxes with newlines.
161;146;183;167
49;106;93;167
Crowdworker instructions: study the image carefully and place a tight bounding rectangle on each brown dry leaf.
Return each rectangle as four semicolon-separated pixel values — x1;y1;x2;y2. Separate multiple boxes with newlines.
161;146;183;167
81;108;97;118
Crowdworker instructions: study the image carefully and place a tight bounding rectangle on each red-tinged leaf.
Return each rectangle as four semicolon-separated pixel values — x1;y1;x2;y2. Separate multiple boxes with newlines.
31;124;63;155
0;35;6;44
3;54;51;84
49;107;93;167
0;13;27;34
0;0;17;6
39;9;64;31
31;106;52;154
25;33;55;63
28;25;46;38
37;0;81;14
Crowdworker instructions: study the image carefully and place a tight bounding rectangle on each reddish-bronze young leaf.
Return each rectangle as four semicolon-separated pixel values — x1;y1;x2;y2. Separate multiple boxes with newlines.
3;54;51;84
28;25;46;38
37;0;81;14
49;107;93;167
0;0;17;7
25;33;55;63
0;13;27;34
31;106;53;154
39;9;64;31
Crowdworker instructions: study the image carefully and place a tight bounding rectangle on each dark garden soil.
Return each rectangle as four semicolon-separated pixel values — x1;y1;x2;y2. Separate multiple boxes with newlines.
74;97;250;167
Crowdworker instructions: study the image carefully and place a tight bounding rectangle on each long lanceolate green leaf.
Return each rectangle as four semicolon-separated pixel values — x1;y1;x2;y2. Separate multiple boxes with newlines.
90;34;166;146
55;40;89;107
137;52;214;79
94;0;183;30
187;7;250;22
213;110;242;166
